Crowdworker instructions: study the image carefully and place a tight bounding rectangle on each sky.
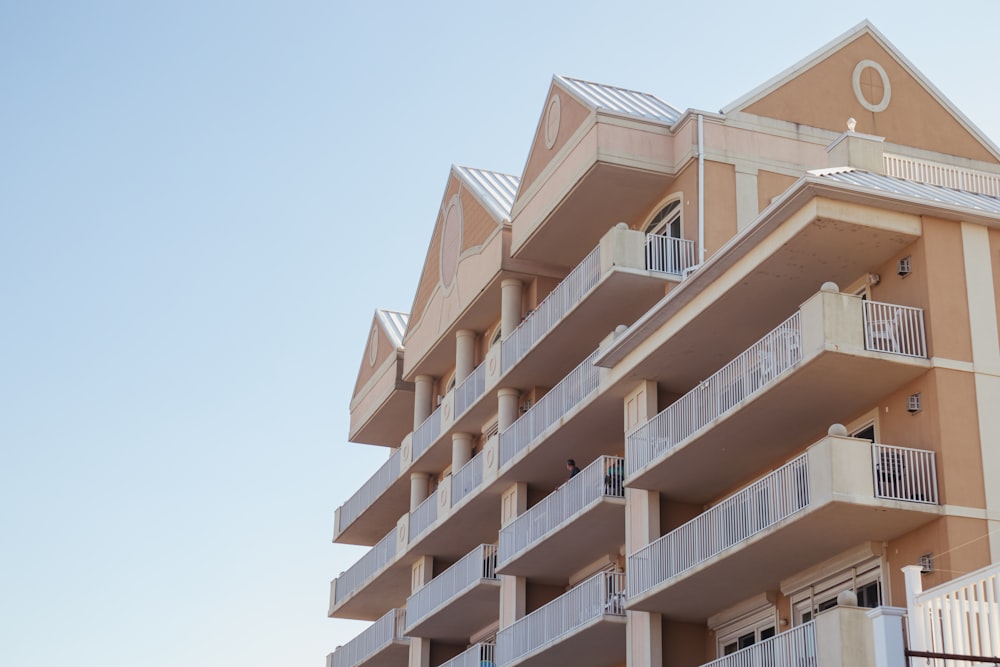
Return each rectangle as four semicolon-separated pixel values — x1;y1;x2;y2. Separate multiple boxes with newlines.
1;2;998;666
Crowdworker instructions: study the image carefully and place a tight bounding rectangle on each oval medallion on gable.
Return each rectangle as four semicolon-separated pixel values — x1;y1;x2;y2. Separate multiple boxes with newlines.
440;196;463;291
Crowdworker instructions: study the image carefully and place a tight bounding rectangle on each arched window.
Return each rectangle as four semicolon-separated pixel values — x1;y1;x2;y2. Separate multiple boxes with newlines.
644;199;681;238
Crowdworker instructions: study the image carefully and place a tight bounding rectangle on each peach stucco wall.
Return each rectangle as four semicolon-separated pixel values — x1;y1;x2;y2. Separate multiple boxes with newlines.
757;170;798;213
742;33;997;163
352;317;395;396
519;85;593;199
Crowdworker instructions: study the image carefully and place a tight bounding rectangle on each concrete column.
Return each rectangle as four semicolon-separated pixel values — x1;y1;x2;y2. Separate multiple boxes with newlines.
455;329;476;382
868;606;907;667
452;432;473;471
500;278;523;338
410;472;430;511
499;483;527;629
413;374;434;429
497;387;520;432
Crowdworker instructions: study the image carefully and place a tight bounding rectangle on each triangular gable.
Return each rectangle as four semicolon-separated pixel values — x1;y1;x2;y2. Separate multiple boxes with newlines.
514;76;683;212
352;309;409;398
724;20;1000;164
405;166;516;335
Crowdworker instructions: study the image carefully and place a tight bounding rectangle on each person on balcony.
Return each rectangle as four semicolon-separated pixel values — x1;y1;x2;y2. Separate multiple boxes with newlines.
604;460;624;496
566;459;580;481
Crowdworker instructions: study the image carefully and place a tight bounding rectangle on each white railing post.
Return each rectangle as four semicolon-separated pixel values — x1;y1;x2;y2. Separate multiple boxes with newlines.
903;564;928;656
871;444;938;504
868;606;907;667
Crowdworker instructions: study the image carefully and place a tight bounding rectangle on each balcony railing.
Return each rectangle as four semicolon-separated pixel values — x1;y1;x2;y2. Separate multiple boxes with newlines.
452;450;484;506
455;360;487;418
699;621;816;667
627;313;802;476
327;607;407;667
412;405;443;462
499;456;624;566
884;153;1000;197
872;443;938;504
862;300;927;358
645;234;697;275
437;642;496;667
501;245;601;374
499;349;600;468
628;455;809;600
409;488;438;543
496;570;625;666
334;527;399;605
337;449;401;535
406;544;498;630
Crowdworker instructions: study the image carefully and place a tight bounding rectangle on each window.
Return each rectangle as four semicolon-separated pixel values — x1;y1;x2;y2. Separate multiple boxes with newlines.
791;557;883;624
644;199;682;238
714;604;777;658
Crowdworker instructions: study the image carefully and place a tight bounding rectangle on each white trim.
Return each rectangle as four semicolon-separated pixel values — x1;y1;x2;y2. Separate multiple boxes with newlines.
852;59;892;112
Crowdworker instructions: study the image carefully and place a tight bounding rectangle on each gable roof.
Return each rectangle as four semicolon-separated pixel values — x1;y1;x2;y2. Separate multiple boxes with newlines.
374;309;408;348
555;75;682;124
453;165;520;222
722;20;1000;162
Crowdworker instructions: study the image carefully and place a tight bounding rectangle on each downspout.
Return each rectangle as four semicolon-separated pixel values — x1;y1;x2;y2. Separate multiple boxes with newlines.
697;113;705;264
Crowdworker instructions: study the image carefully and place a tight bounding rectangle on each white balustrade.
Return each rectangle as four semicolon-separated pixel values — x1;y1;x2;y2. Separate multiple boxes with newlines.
501;246;601;374
496;570;625;665
872;443;938;504
884;153;1000;197
412;405;443;462
699;621;816;667
436;642;496;667
499;349;600;468
628;455;809;599
334;527;399;605
408;488;439;543
862;300;927;358
406;544;498;628
645;234;697;275
451;450;484;506
337;449;401;534
905;560;1000;665
455;360;487;417
328;608;407;667
499;456;624;566
627;313;802;476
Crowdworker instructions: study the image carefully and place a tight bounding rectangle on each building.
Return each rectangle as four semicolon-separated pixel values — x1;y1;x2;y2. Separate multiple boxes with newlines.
328;20;1000;667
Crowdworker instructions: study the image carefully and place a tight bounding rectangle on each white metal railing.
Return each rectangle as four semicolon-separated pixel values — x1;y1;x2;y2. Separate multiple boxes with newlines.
905;560;1000;666
501;245;601;374
496;570;625;665
872;443;938;504
862;300;927;358
412;405;443;462
409;488;439;543
499;456;624;566
645;234;697;275
499;349;600;468
406;544;498;629
437;642;496;667
628;455;809;599
328;607;407;667
337;449;401;534
699;621;816;667
884;153;1000;197
455;360;487;417
451;450;484;506
627;313;802;476
334;527;399;605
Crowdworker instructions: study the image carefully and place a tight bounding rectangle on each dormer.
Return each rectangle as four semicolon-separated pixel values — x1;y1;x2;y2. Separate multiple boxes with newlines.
348;309;412;446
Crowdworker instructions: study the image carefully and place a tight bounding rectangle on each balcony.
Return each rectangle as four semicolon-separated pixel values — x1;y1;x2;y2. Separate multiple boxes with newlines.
699;621;815;667
500;227;690;390
496;571;626;667
334;449;407;545
326;608;408;667
405;544;500;641
626;290;931;503
436;642;495;667
498;456;625;582
412;405;443;463
627;435;940;620
330;527;402;620
454;359;487;419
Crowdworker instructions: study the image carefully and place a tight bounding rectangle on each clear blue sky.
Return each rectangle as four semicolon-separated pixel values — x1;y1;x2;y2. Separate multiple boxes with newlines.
1;2;997;666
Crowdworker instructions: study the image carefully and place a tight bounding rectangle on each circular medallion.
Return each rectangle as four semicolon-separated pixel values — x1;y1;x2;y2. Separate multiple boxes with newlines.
544;94;561;149
852;60;891;113
368;326;378;367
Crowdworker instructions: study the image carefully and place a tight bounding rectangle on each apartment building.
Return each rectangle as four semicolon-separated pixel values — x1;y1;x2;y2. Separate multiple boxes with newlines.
328;20;1000;667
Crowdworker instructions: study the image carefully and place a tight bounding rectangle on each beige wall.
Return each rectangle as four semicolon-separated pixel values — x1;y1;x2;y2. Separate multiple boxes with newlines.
519;86;593;197
757;170;797;213
662;619;708;667
704;160;738;257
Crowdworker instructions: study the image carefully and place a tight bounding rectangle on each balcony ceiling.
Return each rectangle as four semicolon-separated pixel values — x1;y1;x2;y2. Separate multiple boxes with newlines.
513;162;673;267
350;388;414;448
334;480;410;547
505;615;626;667
627;497;939;621
405;580;500;643
628;349;930;503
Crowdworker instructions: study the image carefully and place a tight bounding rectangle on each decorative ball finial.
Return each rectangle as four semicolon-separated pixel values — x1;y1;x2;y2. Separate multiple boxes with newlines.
847;117;857;132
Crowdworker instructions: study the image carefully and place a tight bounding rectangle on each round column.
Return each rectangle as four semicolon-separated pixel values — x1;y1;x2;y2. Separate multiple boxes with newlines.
410;472;430;510
500;279;523;339
455;329;476;382
413;374;434;429
452;432;473;471
498;387;520;432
